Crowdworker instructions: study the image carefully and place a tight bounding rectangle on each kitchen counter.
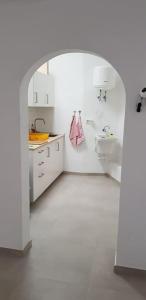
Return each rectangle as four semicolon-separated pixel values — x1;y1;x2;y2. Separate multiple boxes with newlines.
29;134;64;202
29;134;64;150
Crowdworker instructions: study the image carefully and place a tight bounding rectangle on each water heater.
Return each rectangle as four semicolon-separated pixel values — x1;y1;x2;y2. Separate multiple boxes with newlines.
93;66;115;90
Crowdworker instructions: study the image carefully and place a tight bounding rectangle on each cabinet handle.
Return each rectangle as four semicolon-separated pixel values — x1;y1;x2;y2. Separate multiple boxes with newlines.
46;93;49;104
38;172;44;178
38;161;45;166
34;92;38;103
56;142;59;151
47;147;50;157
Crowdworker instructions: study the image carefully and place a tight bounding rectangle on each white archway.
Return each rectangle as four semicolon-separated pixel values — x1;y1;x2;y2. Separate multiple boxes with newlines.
20;49;126;259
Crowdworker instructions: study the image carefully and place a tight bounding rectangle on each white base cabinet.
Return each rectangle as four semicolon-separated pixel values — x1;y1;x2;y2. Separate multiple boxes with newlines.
29;136;64;202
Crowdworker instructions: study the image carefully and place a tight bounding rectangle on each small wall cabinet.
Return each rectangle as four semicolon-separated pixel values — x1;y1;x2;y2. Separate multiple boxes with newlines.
28;71;54;107
29;136;64;202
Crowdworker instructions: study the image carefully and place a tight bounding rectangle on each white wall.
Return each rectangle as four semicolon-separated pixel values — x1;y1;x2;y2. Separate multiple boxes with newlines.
49;53;125;175
0;0;146;271
105;76;126;181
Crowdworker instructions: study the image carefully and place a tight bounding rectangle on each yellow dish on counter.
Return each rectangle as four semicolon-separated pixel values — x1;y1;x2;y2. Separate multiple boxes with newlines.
29;132;49;141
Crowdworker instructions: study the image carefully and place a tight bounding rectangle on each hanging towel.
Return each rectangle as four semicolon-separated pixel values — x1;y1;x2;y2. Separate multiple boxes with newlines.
76;115;85;145
69;115;78;146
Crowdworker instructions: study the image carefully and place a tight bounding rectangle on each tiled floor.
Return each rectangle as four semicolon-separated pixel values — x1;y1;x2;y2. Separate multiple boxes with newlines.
0;174;146;299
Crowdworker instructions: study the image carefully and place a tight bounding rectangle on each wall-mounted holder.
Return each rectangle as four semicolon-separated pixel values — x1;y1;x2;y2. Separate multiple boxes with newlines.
86;119;95;125
136;87;146;112
97;89;107;102
73;110;82;116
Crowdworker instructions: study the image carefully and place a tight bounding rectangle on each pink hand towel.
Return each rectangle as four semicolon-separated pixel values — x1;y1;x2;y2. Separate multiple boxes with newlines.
76;115;85;145
69;115;78;146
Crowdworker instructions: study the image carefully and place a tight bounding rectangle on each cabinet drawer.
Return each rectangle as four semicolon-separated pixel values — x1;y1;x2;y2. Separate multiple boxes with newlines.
33;162;49;200
34;157;47;174
34;147;46;160
33;171;46;200
33;145;49;164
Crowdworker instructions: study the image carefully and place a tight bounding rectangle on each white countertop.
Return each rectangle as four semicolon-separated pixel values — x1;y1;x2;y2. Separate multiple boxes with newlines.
29;134;64;150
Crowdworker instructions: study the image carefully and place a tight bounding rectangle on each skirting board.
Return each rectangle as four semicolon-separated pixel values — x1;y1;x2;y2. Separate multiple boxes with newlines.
114;265;146;276
106;173;120;184
0;240;32;256
63;171;106;176
63;171;120;183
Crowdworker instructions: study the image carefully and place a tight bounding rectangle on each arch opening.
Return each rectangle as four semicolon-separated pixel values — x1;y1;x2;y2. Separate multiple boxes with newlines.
20;49;126;260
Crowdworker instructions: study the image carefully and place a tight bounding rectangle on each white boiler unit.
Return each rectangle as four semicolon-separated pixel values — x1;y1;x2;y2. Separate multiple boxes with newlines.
93;66;115;90
93;66;116;102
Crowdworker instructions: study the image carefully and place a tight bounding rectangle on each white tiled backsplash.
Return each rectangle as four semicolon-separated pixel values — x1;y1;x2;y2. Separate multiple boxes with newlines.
28;107;53;132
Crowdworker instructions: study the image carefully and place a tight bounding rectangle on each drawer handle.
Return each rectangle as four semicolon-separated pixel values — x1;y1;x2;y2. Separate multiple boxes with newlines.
46;93;49;104
47;147;50;157
38;173;44;178
38;161;45;166
38;149;44;154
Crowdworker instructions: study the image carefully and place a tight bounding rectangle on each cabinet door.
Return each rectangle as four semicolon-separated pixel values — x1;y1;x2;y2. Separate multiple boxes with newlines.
44;143;56;187
33;71;43;107
43;75;50;107
42;75;54;107
48;75;55;107
28;77;33;106
53;138;64;178
57;137;64;174
29;72;54;107
33;72;50;107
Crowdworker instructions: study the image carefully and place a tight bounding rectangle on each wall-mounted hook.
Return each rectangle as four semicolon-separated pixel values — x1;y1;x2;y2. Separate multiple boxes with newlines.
97;89;102;102
136;88;146;112
97;89;108;102
102;125;110;133
136;97;142;112
103;90;107;102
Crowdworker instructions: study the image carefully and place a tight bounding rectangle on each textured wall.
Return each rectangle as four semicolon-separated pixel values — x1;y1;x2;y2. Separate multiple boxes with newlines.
0;0;146;269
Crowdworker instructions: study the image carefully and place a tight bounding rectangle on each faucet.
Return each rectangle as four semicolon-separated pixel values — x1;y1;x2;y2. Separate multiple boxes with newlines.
34;118;45;132
102;125;110;133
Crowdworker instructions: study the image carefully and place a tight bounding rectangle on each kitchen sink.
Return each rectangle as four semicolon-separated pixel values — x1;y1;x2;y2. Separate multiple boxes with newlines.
29;132;49;141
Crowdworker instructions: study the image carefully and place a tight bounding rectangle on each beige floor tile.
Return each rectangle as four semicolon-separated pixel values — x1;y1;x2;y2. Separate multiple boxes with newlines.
0;174;145;300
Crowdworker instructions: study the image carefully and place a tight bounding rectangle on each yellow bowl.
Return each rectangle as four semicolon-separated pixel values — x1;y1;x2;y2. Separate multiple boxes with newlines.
29;132;49;141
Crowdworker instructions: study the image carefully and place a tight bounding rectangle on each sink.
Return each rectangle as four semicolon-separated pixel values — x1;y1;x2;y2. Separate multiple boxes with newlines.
96;134;117;142
95;134;117;159
29;132;49;142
